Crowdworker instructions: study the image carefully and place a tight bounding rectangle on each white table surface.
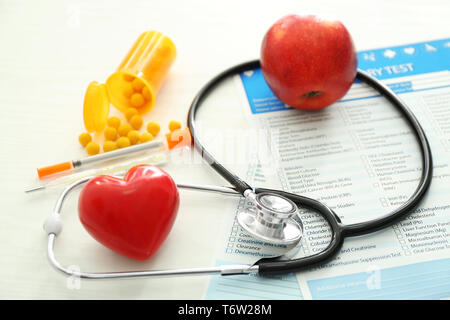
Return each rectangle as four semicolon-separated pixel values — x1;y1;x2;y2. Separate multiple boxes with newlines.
1;0;449;299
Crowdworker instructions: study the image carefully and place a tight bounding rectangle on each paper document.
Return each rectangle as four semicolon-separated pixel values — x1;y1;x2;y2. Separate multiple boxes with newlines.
205;38;450;299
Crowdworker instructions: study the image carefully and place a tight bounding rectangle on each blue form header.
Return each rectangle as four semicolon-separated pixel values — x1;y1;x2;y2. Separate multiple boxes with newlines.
358;38;450;80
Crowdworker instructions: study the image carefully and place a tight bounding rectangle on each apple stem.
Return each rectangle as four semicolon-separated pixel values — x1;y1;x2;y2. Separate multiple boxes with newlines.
303;91;322;97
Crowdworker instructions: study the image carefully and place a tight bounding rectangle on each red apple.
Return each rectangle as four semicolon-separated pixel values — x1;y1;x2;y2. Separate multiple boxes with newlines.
260;14;357;110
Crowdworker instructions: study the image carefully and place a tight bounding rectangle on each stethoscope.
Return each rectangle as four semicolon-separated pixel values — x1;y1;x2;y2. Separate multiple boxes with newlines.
44;60;433;279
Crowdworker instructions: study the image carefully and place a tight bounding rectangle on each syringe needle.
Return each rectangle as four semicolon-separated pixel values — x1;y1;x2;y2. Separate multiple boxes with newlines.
24;185;46;193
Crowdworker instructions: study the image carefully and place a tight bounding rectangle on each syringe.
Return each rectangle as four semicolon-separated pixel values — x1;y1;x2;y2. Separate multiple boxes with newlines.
27;128;192;193
25;152;168;193
36;140;165;180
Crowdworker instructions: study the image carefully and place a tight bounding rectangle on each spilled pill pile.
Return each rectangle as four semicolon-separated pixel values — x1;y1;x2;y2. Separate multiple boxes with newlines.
79;106;184;155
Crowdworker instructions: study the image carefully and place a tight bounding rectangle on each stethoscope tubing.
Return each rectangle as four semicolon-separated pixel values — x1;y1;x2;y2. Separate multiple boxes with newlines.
46;177;259;279
45;60;433;279
187;60;433;276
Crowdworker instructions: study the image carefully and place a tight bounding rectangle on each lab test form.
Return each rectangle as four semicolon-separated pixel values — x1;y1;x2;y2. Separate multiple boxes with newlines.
206;38;450;300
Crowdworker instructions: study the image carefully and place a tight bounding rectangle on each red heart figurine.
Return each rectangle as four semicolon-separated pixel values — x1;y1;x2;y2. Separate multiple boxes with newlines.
78;165;179;260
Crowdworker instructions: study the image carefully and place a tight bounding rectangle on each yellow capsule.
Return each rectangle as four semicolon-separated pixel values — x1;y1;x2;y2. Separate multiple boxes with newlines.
86;142;100;155
147;121;160;136
118;123;132;137
127;130;140;145
107;116;121;129
130;93;145;108
116;136;131;148
124;108;139;121
140;132;154;143
103;140;117;152
131;78;145;92
78;132;92;147
123;83;134;98
129;114;143;130
104;127;117;141
168;120;182;132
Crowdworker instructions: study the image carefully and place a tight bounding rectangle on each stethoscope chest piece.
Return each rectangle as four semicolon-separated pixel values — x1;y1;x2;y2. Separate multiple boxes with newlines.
237;192;303;246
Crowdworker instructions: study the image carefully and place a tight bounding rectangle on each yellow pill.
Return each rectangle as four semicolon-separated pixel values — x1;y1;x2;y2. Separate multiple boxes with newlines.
140;132;154;143
103;140;117;152
123;83;134;98
118;123;132;137
78;132;92;147
86;142;100;155
142;87;151;100
129;114;143;130
168;120;182;132
127;130;140;145
131;78;145;92
123;73;135;82
107;116;121;129
116;136;131;148
104;127;117;141
147;121;160;136
125;108;138;121
130;93;145;107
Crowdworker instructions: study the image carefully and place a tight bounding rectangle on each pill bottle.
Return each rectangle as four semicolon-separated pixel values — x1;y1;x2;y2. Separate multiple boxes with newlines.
83;31;176;132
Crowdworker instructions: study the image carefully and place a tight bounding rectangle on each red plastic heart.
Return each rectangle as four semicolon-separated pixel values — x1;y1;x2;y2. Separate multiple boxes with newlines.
78;165;179;260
